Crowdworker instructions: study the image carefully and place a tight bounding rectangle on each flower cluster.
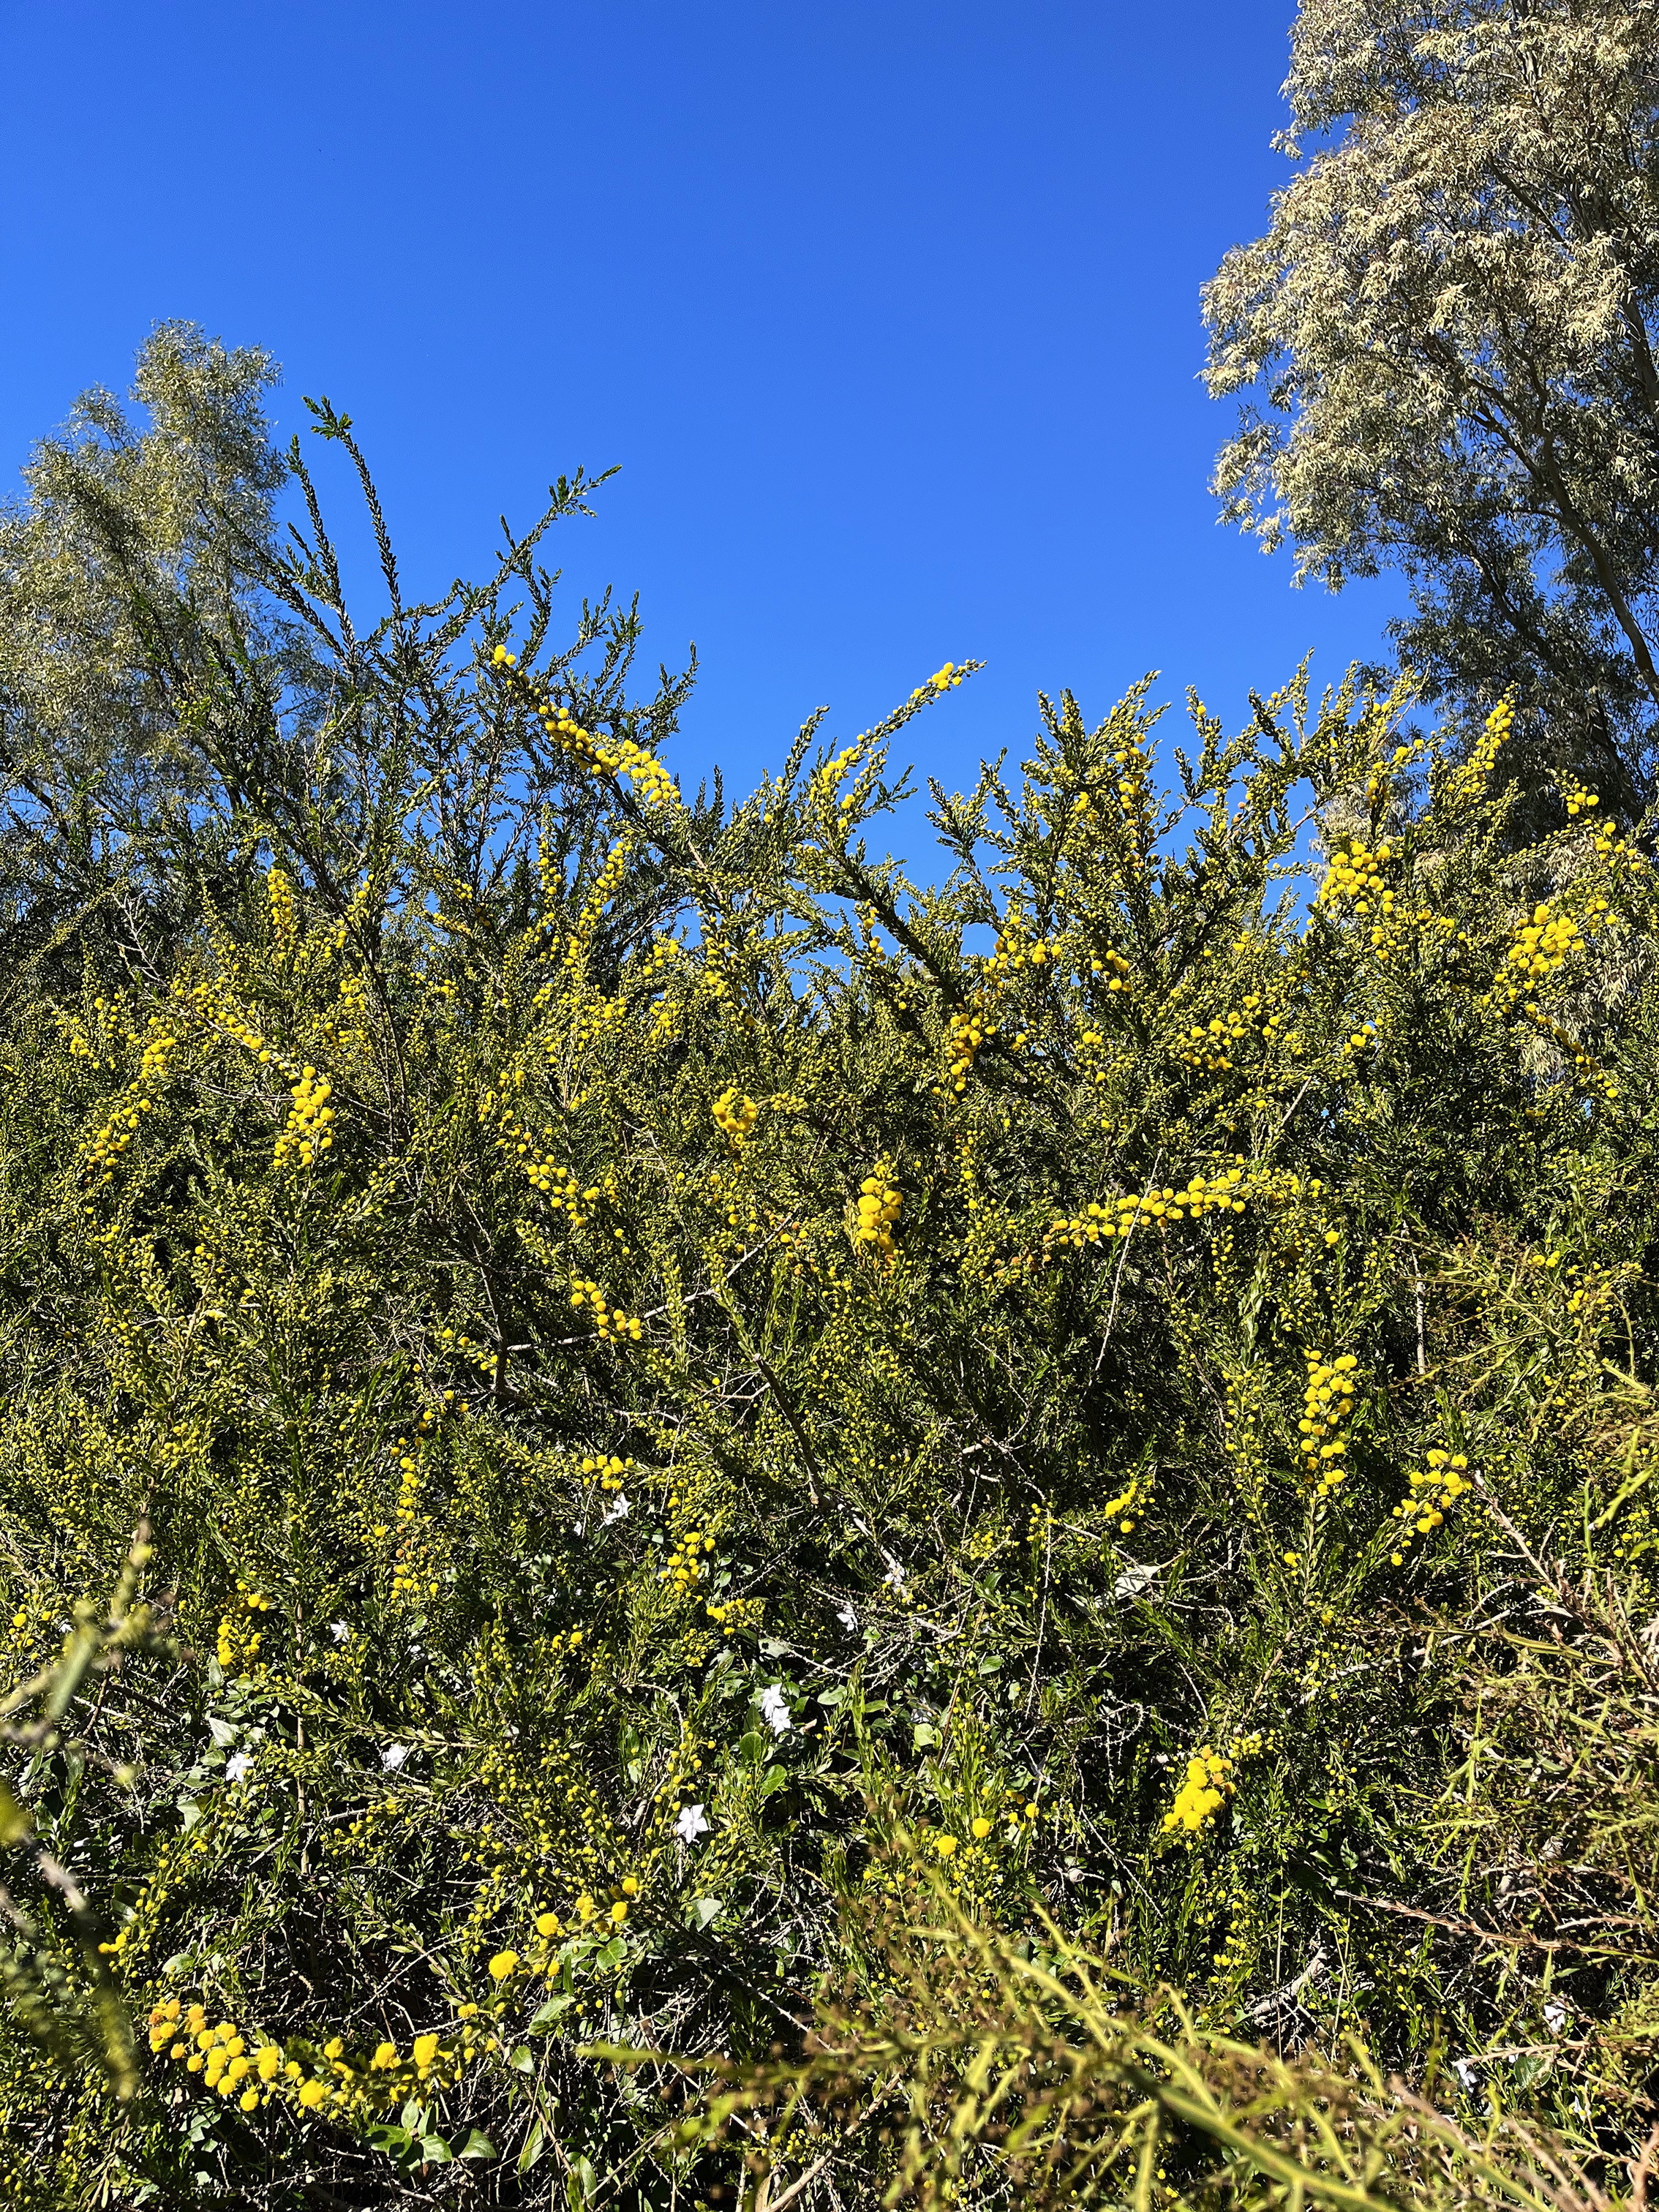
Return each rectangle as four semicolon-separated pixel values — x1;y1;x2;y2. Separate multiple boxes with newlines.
944;1004;999;1092
148;2000;286;2113
1180;1008;1252;1072
148;1995;473;2119
712;1086;759;1144
1088;947;1134;992
216;1585;270;1674
1389;1450;1472;1565
987;928;1062;980
1047;1169;1248;1250
1162;1732;1263;1837
83;1020;179;1178
84;1096;146;1175
1103;734;1156;853
487;1097;596;1224
1502;902;1584;990
274;1065;335;1170
661;1522;716;1589
583;1453;633;1494
853;1161;903;1265
266;865;297;953
908;661;966;704
1299;1351;1360;1497
1162;1748;1236;1836
1448;693;1513;804
569;1278;644;1342
1101;1472;1153;1537
1319;838;1395;913
493;646;677;808
388;1437;438;1603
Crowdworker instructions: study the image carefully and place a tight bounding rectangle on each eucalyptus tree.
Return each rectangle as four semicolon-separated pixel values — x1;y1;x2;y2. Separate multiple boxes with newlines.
1205;0;1659;809
0;325;693;996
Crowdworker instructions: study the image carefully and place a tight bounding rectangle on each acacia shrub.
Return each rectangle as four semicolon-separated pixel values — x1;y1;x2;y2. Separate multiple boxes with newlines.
0;426;1654;2204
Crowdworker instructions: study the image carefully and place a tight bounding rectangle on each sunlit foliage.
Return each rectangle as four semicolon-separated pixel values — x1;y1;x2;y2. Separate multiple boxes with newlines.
0;341;1655;2207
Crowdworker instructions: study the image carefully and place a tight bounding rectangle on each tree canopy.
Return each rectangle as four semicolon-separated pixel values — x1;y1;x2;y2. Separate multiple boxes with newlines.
1205;0;1659;809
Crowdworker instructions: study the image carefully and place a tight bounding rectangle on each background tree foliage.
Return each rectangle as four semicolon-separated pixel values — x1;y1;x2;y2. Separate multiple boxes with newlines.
1204;0;1659;810
0;334;1656;2209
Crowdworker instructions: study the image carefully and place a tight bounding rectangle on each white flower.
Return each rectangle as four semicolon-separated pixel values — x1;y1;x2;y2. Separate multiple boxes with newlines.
225;1751;254;1784
329;1620;350;1644
1543;2001;1568;2034
675;1802;710;1843
759;1684;791;1735
603;1492;630;1524
883;1560;906;1592
380;1742;410;1772
1453;2057;1480;2090
837;1603;858;1631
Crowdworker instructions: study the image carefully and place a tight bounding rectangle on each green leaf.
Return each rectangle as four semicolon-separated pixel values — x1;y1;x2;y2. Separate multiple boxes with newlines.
0;1782;31;1848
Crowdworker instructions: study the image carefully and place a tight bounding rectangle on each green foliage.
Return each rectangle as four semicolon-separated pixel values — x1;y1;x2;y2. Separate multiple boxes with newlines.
1204;0;1659;808
659;1903;1619;2211
0;347;1655;2207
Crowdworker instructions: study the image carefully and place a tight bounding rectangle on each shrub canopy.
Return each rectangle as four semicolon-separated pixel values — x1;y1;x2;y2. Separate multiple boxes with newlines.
0;338;1655;2209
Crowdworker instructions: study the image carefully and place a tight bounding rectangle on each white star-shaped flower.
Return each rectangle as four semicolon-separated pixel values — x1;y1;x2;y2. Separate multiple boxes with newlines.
674;1802;710;1843
380;1742;410;1772
759;1684;791;1735
225;1752;254;1784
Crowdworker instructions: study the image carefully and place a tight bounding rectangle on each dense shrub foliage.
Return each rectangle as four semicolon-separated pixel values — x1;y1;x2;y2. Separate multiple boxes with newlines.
0;355;1656;2206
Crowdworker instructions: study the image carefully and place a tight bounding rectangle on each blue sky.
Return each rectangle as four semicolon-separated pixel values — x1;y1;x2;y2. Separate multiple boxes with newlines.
0;0;1402;852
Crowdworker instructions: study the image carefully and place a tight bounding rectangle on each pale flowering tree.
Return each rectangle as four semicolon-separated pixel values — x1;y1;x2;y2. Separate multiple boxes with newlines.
1205;0;1659;805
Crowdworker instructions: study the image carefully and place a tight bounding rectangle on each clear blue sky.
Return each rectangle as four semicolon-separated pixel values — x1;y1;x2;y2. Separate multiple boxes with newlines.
0;0;1402;845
